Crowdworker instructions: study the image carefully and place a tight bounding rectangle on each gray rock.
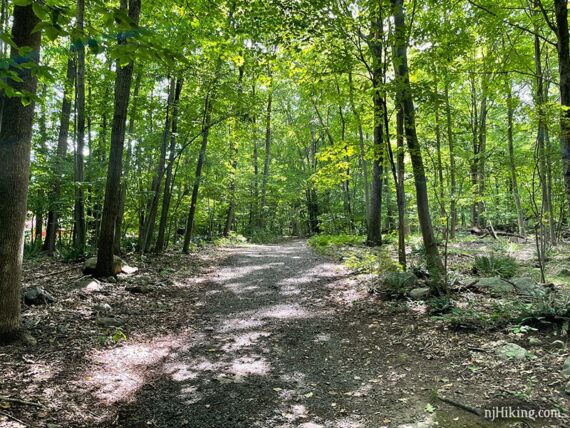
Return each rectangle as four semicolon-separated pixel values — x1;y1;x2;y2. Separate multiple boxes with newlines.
97;317;124;328
528;337;543;346
23;286;55;305
562;356;570;378
409;287;430;300
476;277;515;296
83;256;123;275
496;343;528;360
511;277;549;298
93;303;112;313
384;271;417;292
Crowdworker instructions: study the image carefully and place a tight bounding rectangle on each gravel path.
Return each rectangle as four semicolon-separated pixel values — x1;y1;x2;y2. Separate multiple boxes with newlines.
111;240;542;428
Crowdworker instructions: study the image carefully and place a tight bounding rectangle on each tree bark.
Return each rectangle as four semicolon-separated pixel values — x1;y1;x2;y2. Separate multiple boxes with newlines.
367;4;385;246
391;0;445;291
156;78;183;252
95;0;141;277
182;92;213;253
0;4;41;341
553;0;570;217
44;58;75;255
506;82;525;237
143;78;175;252
259;70;273;228
443;70;457;238
114;69;142;254
73;0;87;253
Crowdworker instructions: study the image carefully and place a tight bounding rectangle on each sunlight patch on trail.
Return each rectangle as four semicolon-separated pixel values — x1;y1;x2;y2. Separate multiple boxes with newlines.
80;334;188;404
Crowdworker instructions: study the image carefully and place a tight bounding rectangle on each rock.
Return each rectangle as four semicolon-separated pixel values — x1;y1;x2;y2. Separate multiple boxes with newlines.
528;337;543;346
495;343;528;360
121;265;138;274
476;277;515;297
409;287;430;300
93;303;112;313
562;356;570;378
97;317;124;328
75;277;102;292
384;271;417;292
83;256;123;275
511;277;549;298
551;340;566;349
23;286;55;305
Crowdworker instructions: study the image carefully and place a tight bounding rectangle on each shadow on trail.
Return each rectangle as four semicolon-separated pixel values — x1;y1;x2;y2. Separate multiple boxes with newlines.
88;241;417;427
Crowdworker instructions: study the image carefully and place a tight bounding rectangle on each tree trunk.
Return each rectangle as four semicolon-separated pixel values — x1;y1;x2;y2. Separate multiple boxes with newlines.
44;58;75;255
367;4;385;246
182;92;213;253
534;30;551;243
0;4;41;341
506;82;525;237
348;71;370;222
114;70;142;254
73;0;87;253
95;0;141;277
391;0;445;292
259;70;273;228
156;78;183;252
553;0;570;217
444;70;457;238
143;78;175;252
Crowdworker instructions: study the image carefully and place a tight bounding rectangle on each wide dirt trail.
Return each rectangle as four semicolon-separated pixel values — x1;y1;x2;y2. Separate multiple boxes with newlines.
113;240;500;427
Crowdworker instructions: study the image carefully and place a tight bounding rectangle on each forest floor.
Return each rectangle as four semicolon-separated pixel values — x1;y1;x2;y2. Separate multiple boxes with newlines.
0;239;569;427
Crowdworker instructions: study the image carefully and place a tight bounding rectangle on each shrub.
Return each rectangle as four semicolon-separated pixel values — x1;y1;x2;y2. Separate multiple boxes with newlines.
214;232;248;247
308;234;364;249
473;254;518;279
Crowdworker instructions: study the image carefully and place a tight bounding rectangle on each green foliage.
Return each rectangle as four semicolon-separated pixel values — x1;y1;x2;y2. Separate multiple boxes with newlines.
473;255;518;279
308;234;364;250
427;295;453;315
214;232;248;247
98;328;128;346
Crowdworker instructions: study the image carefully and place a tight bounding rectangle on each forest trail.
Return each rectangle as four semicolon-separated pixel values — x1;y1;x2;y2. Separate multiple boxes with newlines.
111;240;499;428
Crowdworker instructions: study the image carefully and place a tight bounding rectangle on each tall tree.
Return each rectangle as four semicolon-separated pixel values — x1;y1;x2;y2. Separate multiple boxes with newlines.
391;0;445;291
95;0;141;277
73;0;87;252
0;4;41;341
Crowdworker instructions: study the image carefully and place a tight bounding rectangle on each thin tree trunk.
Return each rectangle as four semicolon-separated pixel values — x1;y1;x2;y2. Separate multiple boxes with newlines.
143;78;175;252
534;30;551;243
391;0;445;291
367;4;385;246
156;78;183;252
506;82;525;237
182;92;213;253
44;58;75;254
348;71;370;221
259;70;273;228
73;0;86;253
444;70;457;238
95;0;141;277
0;4;41;341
